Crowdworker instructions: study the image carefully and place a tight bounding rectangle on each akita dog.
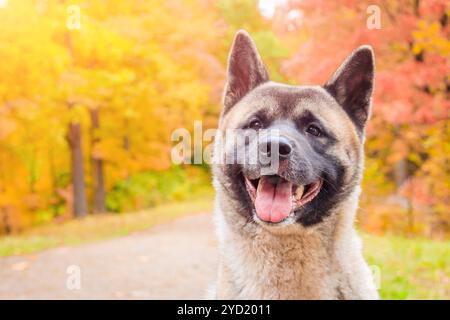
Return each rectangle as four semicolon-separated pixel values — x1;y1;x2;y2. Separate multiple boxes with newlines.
211;30;378;299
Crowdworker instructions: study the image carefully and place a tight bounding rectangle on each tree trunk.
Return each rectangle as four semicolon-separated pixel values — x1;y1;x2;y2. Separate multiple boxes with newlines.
0;156;12;234
67;121;88;218
48;147;59;216
65;30;88;218
394;158;414;233
392;124;414;234
90;108;106;213
0;206;11;234
394;158;408;188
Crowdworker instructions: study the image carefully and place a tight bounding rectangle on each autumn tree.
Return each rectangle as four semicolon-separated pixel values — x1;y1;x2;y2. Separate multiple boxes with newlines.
276;0;449;237
0;0;225;230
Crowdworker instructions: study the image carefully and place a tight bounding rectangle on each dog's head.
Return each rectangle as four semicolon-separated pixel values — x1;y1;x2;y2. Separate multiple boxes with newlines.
213;30;374;230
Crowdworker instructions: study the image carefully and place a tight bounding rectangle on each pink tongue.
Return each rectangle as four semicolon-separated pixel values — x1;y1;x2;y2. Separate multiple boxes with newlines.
254;176;293;223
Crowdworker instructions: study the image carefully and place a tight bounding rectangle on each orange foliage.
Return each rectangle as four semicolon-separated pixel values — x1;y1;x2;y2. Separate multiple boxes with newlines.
0;0;448;238
275;0;449;238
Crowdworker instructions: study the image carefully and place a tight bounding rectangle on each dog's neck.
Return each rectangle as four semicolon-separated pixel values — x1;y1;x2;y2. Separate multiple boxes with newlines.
214;189;362;299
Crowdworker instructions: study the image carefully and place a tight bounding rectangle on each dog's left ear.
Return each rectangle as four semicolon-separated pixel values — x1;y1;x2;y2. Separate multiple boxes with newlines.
222;30;269;117
324;45;375;131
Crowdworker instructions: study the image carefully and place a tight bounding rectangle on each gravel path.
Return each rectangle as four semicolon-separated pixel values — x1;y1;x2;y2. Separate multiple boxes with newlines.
0;213;218;299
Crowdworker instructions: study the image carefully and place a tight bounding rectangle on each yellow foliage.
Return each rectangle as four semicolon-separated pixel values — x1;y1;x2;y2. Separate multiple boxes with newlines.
0;0;225;232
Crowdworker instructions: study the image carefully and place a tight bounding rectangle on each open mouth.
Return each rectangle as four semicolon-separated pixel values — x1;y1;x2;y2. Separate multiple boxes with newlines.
244;174;323;224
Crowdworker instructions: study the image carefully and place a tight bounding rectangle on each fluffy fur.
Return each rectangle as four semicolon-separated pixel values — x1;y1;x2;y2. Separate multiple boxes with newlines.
210;30;378;300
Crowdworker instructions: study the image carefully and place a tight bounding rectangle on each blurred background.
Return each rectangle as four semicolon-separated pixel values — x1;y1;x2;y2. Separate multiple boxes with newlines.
0;0;448;299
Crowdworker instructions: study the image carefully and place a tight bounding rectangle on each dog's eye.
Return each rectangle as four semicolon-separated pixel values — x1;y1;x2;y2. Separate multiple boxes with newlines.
248;119;263;130
306;124;322;137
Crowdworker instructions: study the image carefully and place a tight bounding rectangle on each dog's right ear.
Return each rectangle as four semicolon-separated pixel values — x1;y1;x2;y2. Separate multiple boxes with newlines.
222;30;269;117
324;46;375;132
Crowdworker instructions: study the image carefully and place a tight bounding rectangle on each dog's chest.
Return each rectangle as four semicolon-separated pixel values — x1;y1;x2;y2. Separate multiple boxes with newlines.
221;232;339;299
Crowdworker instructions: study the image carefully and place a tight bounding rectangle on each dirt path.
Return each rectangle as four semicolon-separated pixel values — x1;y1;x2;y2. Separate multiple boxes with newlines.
0;213;218;299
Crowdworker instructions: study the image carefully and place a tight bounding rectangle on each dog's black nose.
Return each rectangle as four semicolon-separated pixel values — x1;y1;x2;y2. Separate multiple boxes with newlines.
279;140;292;158
259;137;292;160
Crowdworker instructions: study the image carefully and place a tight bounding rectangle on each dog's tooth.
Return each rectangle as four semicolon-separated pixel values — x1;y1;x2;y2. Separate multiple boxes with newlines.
294;185;305;200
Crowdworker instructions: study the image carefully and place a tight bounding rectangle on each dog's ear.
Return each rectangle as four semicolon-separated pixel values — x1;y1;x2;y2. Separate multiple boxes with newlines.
324;45;375;131
222;30;269;117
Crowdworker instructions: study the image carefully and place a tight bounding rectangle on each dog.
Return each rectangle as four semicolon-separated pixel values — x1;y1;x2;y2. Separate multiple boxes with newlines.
210;30;378;299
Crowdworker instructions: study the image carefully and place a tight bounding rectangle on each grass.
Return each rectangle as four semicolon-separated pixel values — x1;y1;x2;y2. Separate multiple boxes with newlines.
362;233;449;299
0;197;213;257
0;197;448;299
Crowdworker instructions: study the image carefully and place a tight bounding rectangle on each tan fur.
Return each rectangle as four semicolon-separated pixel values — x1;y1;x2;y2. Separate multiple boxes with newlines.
210;31;378;300
211;182;378;300
210;85;378;300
